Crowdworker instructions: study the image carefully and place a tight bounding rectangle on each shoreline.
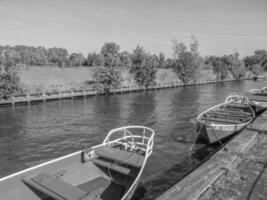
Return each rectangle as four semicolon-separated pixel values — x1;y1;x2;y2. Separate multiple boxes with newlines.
0;77;254;107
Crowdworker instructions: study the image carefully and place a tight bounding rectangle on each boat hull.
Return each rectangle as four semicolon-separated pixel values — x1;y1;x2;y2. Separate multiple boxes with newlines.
0;149;143;200
246;92;267;109
0;126;155;200
196;98;255;144
123;178;140;200
197;122;244;144
0;151;82;200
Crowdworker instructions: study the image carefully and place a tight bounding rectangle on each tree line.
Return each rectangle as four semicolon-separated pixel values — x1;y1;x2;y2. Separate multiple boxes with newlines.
0;42;266;73
1;37;267;98
0;44;165;68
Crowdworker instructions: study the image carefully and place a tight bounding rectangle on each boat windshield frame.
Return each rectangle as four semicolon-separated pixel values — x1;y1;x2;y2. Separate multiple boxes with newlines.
99;126;155;158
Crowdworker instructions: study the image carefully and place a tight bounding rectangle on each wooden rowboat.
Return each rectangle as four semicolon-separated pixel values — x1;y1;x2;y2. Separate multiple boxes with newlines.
0;126;155;200
246;87;267;109
196;93;255;144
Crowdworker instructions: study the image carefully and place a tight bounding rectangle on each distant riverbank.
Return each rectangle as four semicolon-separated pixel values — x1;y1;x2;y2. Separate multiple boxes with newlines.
17;66;256;94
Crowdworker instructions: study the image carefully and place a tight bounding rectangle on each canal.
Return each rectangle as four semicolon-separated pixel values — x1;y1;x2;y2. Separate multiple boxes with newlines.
0;79;266;199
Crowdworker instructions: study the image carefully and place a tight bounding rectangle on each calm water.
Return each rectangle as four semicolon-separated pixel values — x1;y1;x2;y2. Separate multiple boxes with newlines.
0;79;267;199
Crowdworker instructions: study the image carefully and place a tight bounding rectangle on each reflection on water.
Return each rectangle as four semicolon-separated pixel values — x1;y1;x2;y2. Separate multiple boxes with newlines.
0;79;266;199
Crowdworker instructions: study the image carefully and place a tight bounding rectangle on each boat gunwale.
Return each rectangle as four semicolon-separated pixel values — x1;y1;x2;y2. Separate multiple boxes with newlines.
0;125;155;200
0;150;81;182
196;100;255;128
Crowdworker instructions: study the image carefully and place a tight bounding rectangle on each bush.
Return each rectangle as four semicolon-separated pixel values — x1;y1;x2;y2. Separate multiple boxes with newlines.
0;72;21;100
172;38;200;83
206;56;229;81
130;45;157;87
172;52;198;83
93;66;121;94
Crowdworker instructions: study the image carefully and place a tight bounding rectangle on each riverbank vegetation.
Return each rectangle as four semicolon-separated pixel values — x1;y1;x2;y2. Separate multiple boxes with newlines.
0;71;21;100
172;36;201;83
130;45;157;87
0;38;267;98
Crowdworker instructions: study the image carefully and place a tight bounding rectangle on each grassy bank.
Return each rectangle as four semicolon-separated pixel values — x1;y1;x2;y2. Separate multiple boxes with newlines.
17;66;258;94
18;67;215;93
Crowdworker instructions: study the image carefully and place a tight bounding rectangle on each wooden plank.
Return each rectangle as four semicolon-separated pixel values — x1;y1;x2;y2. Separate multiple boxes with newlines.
246;93;267;102
224;103;249;109
200;117;243;124
205;112;251;120
215;109;252;116
209;110;252;117
247;110;267;132
156;129;258;200
219;107;248;114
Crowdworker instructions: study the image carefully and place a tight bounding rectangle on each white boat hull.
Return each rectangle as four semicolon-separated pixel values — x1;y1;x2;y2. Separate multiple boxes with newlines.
0;126;155;200
196;94;255;144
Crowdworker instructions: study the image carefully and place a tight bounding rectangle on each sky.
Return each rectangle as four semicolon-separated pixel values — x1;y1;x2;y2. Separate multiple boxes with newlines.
0;0;266;57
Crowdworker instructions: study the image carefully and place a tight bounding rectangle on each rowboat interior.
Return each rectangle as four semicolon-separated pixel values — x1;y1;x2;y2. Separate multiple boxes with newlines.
196;93;256;144
247;87;267;108
0;126;155;200
198;94;254;125
250;87;267;95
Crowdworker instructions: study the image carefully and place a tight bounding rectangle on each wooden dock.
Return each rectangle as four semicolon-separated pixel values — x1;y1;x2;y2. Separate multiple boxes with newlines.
156;110;267;200
0;78;251;107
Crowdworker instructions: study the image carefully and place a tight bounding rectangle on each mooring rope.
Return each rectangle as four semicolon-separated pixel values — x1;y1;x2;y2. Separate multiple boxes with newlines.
189;120;205;164
206;119;228;151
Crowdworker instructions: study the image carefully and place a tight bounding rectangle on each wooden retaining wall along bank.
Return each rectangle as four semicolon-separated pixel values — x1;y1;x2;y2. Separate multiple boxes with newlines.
156;110;267;200
0;78;251;107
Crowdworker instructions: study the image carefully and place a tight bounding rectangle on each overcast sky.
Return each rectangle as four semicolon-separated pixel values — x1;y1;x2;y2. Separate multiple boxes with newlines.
0;0;266;57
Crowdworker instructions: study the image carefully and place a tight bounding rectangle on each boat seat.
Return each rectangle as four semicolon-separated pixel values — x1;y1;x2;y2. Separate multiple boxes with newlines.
22;172;94;200
225;103;249;108
223;107;249;113
206;112;252;120
209;110;252;117
201;117;244;124
248;95;267;102
219;107;251;114
94;146;144;168
93;158;136;177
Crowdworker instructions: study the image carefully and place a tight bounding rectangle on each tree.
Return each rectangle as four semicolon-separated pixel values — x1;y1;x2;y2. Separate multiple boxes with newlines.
165;58;175;69
173;52;198;83
158;52;166;68
190;35;199;55
119;51;132;68
226;52;245;79
48;47;69;66
130;45;157;87
87;52;97;67
0;72;21;100
172;38;200;83
244;49;267;74
100;42;120;67
0;49;21;72
151;54;160;68
253;50;267;70
93;66;121;94
172;39;187;59
69;53;86;66
206;56;228;80
92;53;104;67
